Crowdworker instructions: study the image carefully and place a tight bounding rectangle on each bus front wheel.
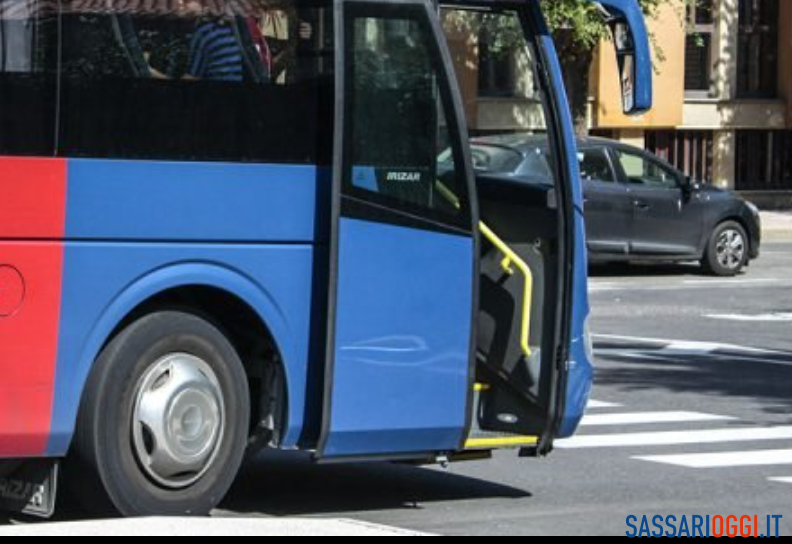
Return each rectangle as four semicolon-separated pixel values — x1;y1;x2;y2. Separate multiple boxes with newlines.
68;310;251;516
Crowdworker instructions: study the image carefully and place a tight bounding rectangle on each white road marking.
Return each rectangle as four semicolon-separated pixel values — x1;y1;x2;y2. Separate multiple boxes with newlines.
0;518;430;537
681;279;781;286
593;334;790;356
768;477;792;484
704;313;792;323
634;450;792;469
659;341;724;354
589;279;786;293
594;335;792;369
586;400;623;409
581;411;736;427
556;426;792;449
633;351;792;369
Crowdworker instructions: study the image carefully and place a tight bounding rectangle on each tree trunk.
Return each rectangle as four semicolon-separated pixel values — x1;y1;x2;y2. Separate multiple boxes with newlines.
553;30;595;137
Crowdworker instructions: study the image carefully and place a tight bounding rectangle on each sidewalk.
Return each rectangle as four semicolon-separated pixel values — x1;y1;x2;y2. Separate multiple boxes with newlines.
762;211;792;242
0;517;429;537
761;211;792;242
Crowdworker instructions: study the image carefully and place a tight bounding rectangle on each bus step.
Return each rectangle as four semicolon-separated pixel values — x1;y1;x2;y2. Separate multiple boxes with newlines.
463;430;539;451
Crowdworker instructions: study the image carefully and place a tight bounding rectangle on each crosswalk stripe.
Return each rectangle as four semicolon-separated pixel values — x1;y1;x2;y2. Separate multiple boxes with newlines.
581;412;736;427
768;477;792;484
586;400;623;409
556;426;792;449
634;450;792;469
593;334;787;356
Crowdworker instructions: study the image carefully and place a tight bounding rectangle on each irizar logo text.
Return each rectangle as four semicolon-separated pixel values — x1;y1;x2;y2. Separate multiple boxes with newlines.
386;172;422;183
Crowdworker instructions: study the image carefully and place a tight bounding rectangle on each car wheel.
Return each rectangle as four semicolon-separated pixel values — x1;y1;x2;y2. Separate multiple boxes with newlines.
702;221;749;277
67;310;250;516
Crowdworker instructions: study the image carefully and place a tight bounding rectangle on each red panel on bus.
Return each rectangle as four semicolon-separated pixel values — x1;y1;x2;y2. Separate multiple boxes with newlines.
0;158;67;239
0;244;64;456
0;158;66;456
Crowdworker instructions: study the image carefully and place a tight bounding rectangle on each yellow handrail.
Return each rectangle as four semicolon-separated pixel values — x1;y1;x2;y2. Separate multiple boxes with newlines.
479;221;534;360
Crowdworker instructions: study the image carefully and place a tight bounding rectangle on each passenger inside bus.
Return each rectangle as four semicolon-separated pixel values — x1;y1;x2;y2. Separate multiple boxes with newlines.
51;0;335;164
58;1;318;84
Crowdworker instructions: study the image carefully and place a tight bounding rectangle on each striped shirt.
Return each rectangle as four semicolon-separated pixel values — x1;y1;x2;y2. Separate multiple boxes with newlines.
188;20;244;82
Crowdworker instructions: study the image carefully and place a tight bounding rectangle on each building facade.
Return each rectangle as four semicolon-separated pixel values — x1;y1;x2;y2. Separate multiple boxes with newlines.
445;0;791;204
592;0;792;202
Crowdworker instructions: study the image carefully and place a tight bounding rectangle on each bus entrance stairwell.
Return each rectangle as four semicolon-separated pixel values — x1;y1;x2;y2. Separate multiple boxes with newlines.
439;4;564;451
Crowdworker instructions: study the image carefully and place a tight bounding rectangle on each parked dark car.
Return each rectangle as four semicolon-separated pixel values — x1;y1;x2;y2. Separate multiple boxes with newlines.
468;135;762;276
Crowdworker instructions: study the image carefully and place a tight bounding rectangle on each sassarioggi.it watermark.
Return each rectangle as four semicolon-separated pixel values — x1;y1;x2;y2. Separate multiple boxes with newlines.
626;515;784;538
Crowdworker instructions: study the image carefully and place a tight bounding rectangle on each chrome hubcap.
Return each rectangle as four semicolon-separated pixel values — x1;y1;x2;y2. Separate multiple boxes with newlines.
132;354;225;489
715;229;746;271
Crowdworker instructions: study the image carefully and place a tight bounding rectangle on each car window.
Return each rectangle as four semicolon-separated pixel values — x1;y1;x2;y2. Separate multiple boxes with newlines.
578;148;617;183
616;149;680;190
470;144;524;174
519;146;553;185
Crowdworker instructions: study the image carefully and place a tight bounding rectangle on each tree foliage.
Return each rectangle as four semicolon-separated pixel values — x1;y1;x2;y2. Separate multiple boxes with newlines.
540;0;665;50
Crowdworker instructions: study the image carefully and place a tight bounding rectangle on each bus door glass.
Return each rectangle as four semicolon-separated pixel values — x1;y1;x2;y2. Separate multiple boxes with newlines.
318;0;478;458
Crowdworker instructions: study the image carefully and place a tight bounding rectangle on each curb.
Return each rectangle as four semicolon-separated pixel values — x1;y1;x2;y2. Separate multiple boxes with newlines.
762;230;792;243
0;517;431;537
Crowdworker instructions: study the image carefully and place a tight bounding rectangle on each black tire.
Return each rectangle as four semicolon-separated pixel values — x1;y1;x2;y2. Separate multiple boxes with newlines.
67;311;250;517
701;221;749;277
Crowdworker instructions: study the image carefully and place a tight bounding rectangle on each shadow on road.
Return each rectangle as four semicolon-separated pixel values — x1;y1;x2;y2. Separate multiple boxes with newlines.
221;450;531;517
594;341;792;418
590;262;710;278
0;451;530;525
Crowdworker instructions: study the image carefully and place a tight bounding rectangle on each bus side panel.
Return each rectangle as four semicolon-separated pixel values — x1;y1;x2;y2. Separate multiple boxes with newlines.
322;219;473;457
0;158;67;458
48;243;317;455
65;160;326;243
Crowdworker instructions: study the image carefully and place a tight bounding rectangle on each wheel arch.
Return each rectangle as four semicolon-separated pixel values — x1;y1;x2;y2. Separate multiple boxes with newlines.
50;263;299;457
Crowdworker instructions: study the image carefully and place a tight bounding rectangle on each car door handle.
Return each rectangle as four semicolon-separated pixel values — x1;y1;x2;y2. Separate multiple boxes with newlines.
634;200;650;211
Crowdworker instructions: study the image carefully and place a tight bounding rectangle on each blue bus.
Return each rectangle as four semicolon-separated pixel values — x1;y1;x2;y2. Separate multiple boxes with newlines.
0;0;651;517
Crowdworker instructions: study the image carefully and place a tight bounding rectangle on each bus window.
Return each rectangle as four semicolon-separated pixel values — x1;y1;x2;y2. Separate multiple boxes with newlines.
0;1;57;156
58;0;335;165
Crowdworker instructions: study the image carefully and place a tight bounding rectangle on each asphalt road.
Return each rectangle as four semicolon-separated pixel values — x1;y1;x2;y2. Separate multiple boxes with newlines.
217;243;792;535
4;243;792;535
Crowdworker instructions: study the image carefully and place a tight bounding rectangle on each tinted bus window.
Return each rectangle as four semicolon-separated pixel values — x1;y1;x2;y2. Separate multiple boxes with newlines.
344;8;471;230
58;0;334;165
0;1;57;156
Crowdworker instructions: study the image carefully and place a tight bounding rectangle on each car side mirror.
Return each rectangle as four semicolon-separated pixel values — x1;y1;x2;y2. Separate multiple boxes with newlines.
682;176;699;195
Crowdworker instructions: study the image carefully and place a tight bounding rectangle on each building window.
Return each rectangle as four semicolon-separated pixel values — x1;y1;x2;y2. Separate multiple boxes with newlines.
646;130;714;184
737;0;779;98
476;17;538;99
685;0;715;95
735;131;792;190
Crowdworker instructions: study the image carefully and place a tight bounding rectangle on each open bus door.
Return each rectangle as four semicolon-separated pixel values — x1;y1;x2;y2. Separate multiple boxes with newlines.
317;0;479;459
437;0;654;455
317;0;653;460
